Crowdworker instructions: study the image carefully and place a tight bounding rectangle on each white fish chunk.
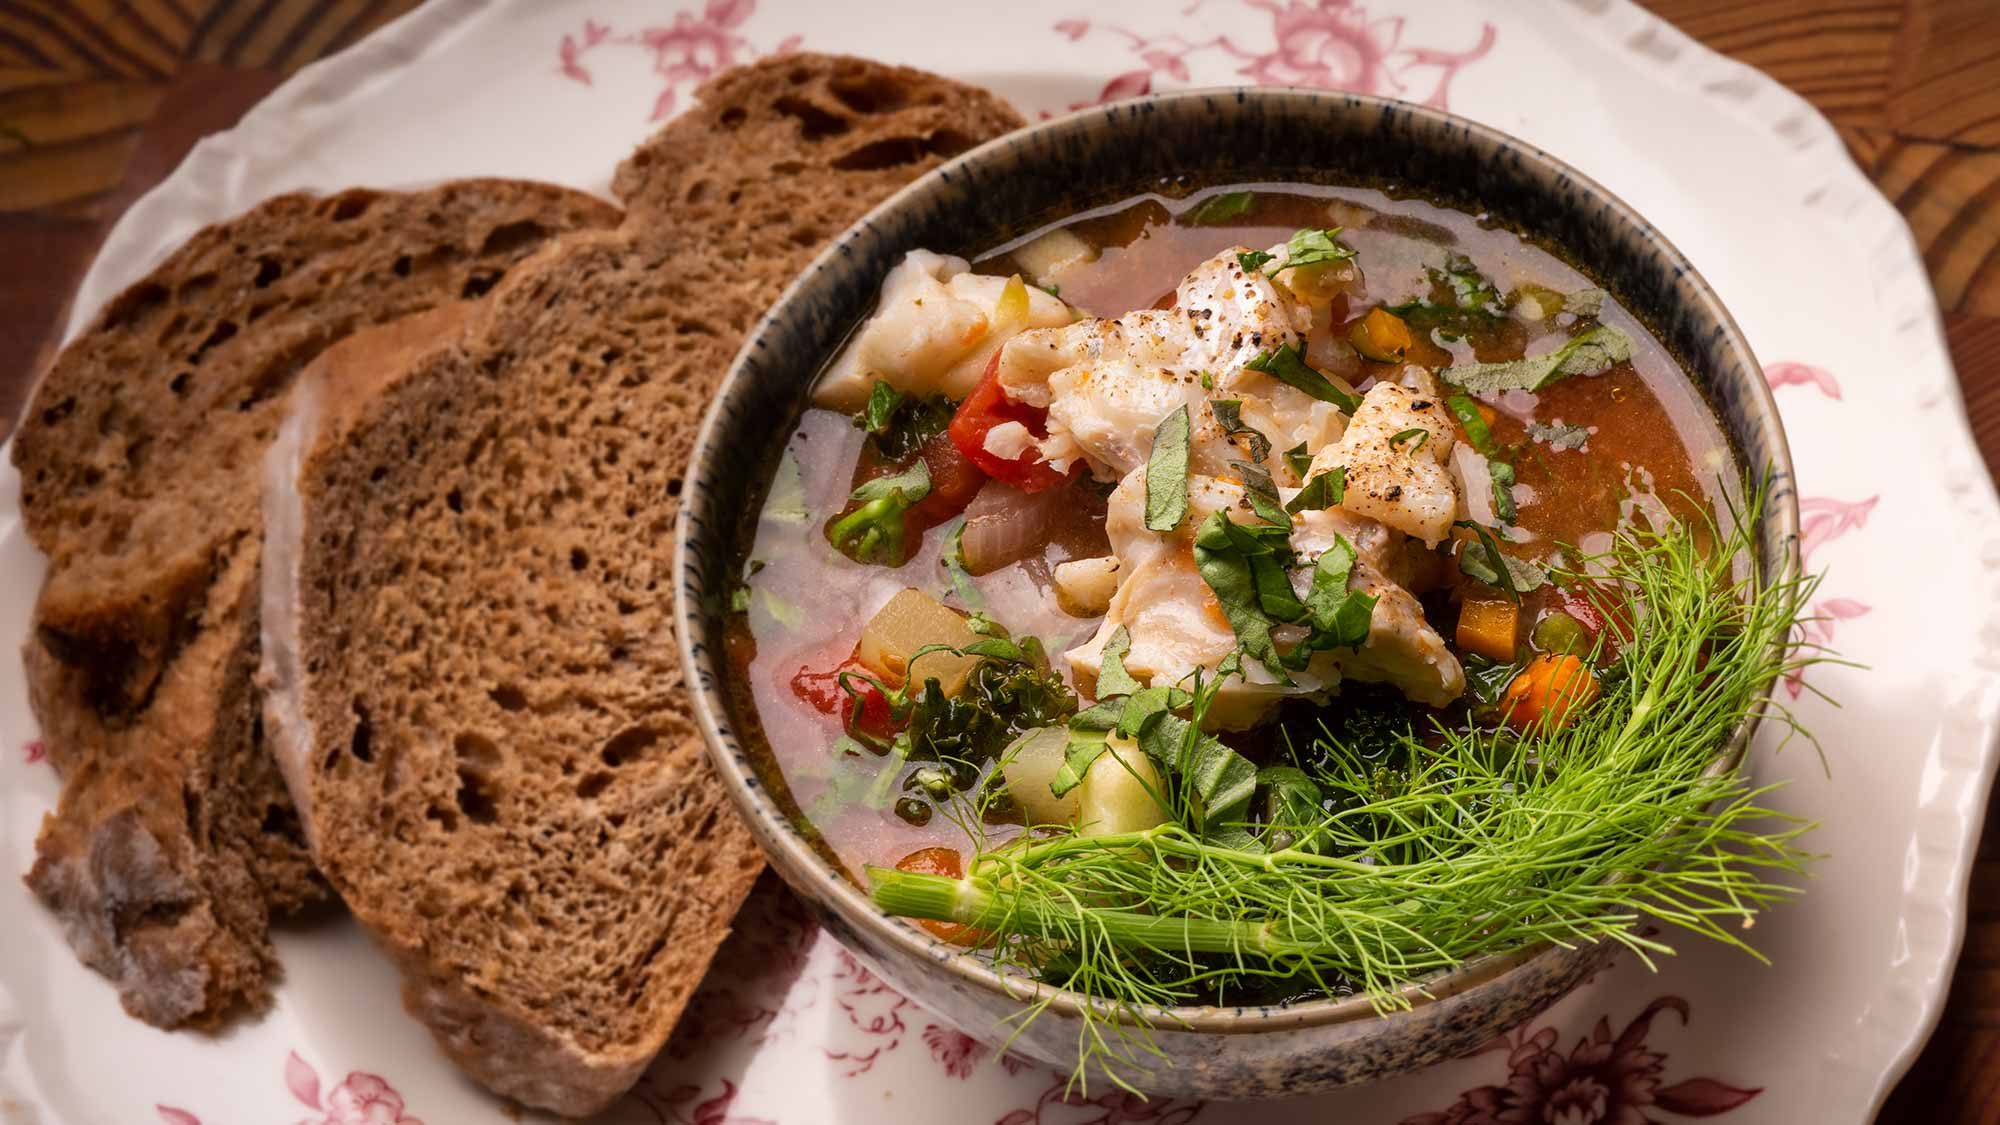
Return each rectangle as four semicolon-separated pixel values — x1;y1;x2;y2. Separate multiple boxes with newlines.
815;250;1073;411
1314;376;1459;546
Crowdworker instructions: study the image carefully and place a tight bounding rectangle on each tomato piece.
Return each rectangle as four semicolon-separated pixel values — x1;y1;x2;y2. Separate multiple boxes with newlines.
907;431;987;526
894;846;983;945
790;658;900;741
946;351;1075;493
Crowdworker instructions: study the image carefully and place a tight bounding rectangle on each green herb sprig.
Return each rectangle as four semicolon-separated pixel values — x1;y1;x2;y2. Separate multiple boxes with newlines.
870;489;1821;1092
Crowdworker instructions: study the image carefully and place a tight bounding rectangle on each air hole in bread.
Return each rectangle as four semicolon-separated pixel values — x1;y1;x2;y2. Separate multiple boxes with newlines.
479;220;550;259
247;300;278;323
571;547;589;571
157;313;188;345
446;488;463;513
830;137;926;171
190;320;237;364
253;257;283;288
102;282;168;331
328;194;372;222
370;465;387;483
666;477;684;498
790;226;820;248
392;255;413;278
829;74;907;114
177;273;217;304
773;95;850;141
348;703;373;763
426;804;460;833
601;727;657;769
39;396;75;426
489;684;526;711
461;271;501;299
577;771;613;800
726;188;742;205
455;769;499;825
454;731;502;773
788;66;811;84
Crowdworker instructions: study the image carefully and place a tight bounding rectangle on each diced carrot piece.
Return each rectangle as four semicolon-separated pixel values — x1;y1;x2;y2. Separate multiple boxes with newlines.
1349;307;1415;362
1499;654;1601;732
1456;598;1519;662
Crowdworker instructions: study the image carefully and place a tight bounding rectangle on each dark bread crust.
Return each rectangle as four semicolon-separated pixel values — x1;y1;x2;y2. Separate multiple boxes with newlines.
16;181;620;1028
266;54;1022;1115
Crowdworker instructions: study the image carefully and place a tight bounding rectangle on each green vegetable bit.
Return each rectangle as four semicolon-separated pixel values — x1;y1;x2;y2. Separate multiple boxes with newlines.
1144;405;1192;532
1285;466;1346;514
827;460;931;566
1441;324;1634;395
1210;399;1271;463
1245;344;1362;413
1190;191;1254;225
869;489;1821;1092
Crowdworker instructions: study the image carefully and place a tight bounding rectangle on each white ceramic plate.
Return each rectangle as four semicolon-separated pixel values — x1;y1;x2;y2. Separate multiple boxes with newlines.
4;1;1996;1121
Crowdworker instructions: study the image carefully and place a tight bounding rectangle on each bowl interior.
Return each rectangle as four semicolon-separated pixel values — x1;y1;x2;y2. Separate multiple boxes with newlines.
676;89;1799;1036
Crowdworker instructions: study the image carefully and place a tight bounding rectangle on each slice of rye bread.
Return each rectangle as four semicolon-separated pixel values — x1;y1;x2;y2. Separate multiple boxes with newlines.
259;54;1022;1115
14;182;622;1028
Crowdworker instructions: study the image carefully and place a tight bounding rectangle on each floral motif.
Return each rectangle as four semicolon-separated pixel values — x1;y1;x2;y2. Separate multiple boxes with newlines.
287;1052;422;1125
556;0;802;121
23;738;45;765
161;1053;421;1125
996;1074;1204;1125
822;949;911;1076
1055;0;1494;112
1401;996;1757;1125
1764;361;1841;400
1782;494;1876;698
926;1023;983;1079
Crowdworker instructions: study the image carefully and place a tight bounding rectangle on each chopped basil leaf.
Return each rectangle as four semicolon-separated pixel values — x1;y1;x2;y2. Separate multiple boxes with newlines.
1304;535;1375;651
1144;405;1192;532
1489;459;1518;525
1096;625;1144;699
1441;324;1635;394
1199;369;1215;390
1230;459;1291;527
1192;511;1293;680
861;381;905;435
1245;344;1362;412
1190;191;1254;225
1563;287;1606;318
1448;394;1494;455
1237;249;1275;274
1285;466;1347;514
1462;653;1526;707
1283;441;1314;478
1389;427;1429;454
1385;254;1504;342
1050;729;1110;798
849;459;931;506
1278;227;1356;271
1526;419;1591;451
1454;519;1546;599
1210;399;1272;463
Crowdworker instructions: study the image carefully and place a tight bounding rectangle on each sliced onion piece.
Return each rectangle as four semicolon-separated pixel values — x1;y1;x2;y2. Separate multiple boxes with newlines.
960;479;1065;575
1450;442;1497;526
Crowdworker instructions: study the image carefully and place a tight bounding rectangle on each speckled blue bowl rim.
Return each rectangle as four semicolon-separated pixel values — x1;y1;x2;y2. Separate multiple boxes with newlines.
675;87;1801;1038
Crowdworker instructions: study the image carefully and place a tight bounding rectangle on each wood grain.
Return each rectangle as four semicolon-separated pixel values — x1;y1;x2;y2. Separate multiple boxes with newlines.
0;2;1997;1120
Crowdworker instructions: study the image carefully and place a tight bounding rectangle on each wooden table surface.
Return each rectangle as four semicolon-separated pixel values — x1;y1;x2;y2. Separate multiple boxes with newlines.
3;0;1998;1118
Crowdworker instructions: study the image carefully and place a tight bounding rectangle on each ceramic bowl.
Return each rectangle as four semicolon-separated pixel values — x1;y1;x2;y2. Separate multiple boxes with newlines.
675;89;1799;1099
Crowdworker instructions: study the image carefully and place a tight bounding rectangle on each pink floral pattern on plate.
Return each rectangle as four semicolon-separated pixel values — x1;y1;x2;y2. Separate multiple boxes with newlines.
1055;0;1494;111
1787;494;1878;698
22;738;43;765
157;1051;422;1125
557;0;801;121
1401;996;1757;1125
1765;361;1842;400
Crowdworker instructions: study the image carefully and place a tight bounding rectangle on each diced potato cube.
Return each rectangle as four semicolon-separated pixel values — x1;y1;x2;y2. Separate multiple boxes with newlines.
857;588;980;695
1076;733;1170;837
1054;556;1122;618
1000;726;1081;826
1011;228;1097;290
